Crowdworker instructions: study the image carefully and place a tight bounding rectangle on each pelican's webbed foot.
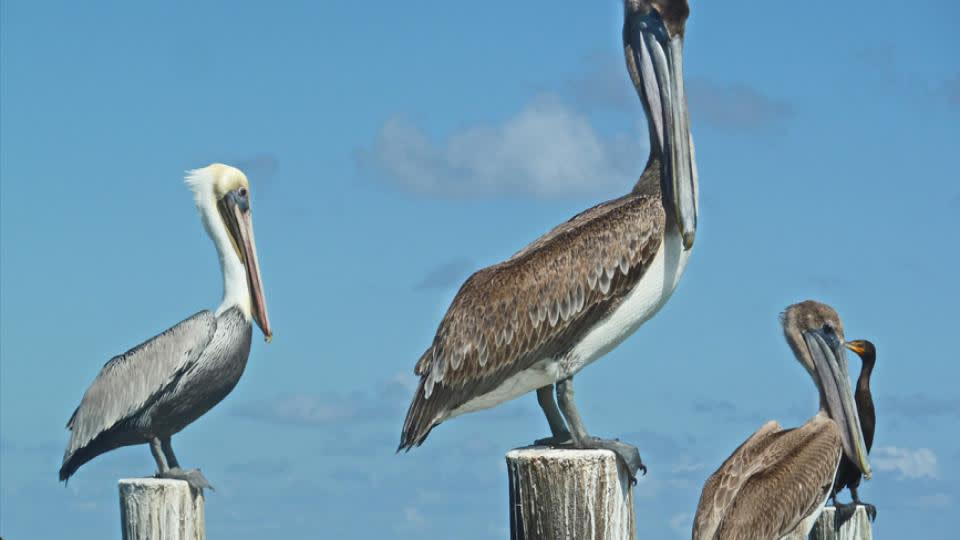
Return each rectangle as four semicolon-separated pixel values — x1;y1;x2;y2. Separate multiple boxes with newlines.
574;437;647;483
158;467;214;492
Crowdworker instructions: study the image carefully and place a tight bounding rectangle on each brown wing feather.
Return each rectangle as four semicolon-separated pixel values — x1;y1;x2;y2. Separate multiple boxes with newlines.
693;414;842;540
399;193;665;450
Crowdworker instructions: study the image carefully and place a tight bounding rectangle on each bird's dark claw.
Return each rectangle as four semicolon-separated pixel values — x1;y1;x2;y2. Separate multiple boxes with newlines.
862;502;878;522
574;437;646;485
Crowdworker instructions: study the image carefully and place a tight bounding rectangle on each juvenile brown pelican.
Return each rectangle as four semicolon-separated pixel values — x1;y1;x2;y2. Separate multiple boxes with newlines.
831;339;877;523
59;164;272;490
399;0;697;479
692;301;871;540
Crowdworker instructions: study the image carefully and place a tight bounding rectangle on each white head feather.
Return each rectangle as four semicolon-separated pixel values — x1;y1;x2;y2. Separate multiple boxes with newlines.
184;164;253;319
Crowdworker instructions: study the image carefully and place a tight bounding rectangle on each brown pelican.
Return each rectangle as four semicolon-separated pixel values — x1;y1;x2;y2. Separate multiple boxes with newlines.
398;0;697;479
59;164;272;490
692;301;872;540
831;339;877;523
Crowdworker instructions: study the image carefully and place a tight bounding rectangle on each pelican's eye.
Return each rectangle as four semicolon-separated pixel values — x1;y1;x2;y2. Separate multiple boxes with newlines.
238;187;248;198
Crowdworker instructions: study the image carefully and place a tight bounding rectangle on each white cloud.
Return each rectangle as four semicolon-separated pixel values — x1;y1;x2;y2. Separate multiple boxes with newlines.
669;512;693;537
362;95;641;198
872;446;939;479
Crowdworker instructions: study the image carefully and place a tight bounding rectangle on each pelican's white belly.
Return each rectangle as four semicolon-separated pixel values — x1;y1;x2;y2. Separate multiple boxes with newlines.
448;227;691;420
448;358;563;419
562;226;690;375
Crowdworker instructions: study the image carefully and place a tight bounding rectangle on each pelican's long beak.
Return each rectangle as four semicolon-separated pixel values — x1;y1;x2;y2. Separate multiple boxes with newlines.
219;189;272;341
625;11;697;249
805;328;871;479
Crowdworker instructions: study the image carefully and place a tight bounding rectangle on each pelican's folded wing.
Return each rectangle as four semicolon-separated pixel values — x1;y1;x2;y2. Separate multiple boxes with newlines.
63;311;216;463
693;416;842;540
400;192;665;449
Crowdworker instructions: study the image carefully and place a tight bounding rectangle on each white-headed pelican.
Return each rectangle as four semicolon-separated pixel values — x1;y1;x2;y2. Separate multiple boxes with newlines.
60;164;271;490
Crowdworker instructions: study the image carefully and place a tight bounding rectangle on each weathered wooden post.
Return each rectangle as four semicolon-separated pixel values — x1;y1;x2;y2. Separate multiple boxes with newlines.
119;478;205;540
808;506;873;540
506;448;635;540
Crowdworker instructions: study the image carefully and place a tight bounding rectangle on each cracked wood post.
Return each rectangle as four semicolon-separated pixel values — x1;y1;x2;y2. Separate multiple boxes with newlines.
507;448;636;540
119;478;205;540
807;506;873;540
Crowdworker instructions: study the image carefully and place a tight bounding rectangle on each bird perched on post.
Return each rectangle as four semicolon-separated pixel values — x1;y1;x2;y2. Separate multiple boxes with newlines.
692;301;872;540
398;0;699;480
59;164;272;490
830;339;878;524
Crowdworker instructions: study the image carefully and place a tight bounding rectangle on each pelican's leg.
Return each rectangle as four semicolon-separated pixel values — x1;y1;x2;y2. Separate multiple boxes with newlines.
154;436;214;492
161;437;181;468
149;437;170;474
533;385;572;446
556;376;646;482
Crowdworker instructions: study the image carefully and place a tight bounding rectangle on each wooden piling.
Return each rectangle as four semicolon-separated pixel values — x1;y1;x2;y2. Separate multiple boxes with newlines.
808;506;873;540
119;478;205;540
506;448;635;540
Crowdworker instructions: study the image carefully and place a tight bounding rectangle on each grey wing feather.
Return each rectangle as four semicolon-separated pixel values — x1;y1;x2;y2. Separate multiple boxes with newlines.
693;416;842;540
64;311;216;458
400;193;665;449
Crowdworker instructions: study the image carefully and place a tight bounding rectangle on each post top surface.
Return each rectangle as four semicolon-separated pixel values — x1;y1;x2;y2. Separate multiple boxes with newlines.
506;447;619;461
118;477;191;488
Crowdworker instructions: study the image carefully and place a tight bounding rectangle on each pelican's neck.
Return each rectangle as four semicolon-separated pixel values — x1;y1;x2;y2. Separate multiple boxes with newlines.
631;152;663;197
198;198;252;320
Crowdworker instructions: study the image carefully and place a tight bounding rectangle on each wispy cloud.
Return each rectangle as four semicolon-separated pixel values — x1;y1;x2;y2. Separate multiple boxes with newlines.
687;79;793;132
883;394;960;420
567;53;793;134
872;446;939;479
852;47;958;107
360;95;639;198
690;397;775;425
232;372;415;427
669;512;693;537
415;257;474;290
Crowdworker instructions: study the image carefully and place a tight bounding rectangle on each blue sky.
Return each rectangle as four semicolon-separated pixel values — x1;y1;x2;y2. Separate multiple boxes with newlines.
1;1;958;538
